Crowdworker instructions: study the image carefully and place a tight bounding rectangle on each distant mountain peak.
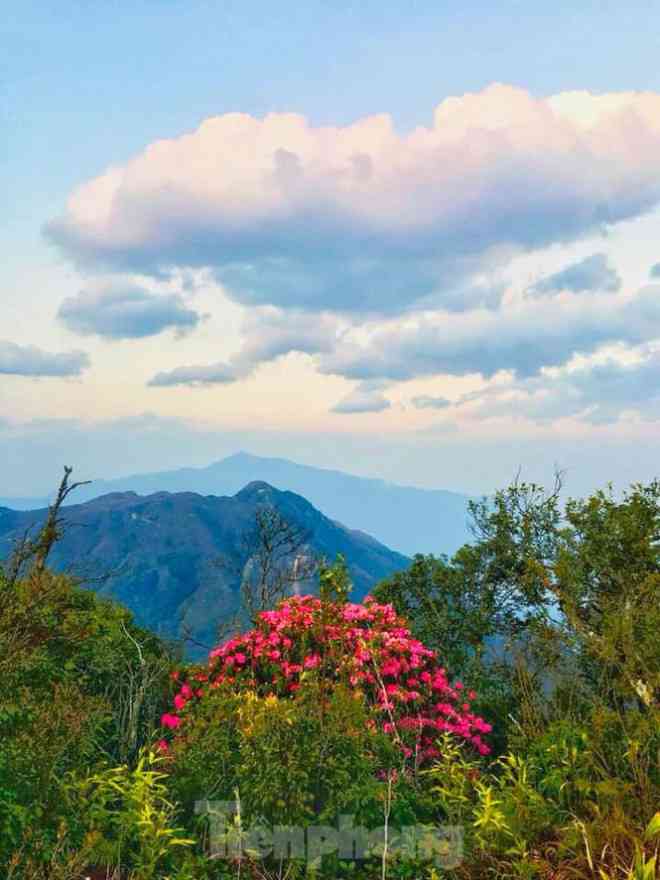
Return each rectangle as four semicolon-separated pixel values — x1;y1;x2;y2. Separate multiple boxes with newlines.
234;480;282;502
222;451;255;464
0;451;473;556
233;482;316;515
237;479;277;494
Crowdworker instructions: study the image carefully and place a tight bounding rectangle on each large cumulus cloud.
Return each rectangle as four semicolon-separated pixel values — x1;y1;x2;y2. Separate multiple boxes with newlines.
46;86;660;316
0;341;90;377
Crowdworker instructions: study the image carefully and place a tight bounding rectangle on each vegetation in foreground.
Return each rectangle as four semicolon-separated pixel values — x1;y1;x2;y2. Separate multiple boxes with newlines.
1;470;658;879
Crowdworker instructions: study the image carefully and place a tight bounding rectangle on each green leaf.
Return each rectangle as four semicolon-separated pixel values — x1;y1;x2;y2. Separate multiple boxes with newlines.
644;812;660;841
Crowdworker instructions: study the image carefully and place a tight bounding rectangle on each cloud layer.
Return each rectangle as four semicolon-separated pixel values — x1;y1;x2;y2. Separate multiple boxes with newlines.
58;283;202;339
318;286;660;381
148;362;240;387
42;85;660;425
529;253;621;296
332;380;391;414
47;86;660;316
0;341;90;377
412;396;452;410
453;346;660;425
235;308;343;369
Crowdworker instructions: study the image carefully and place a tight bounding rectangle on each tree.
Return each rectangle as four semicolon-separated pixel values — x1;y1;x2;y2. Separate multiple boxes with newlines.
554;482;660;709
3;466;91;587
240;506;318;621
205;505;319;644
376;476;660;715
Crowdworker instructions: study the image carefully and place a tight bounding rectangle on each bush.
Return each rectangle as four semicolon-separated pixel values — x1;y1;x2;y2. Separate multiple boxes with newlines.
69;748;195;880
162;592;491;876
162;593;492;764
0;567;173;876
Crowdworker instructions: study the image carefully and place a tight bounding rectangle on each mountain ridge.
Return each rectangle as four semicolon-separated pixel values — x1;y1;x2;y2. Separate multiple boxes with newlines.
0;482;410;655
0;452;473;556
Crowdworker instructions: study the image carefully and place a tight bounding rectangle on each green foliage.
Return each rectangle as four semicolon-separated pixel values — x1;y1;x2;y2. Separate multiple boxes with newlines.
555;483;660;709
69;748;195;879
0;564;173;876
426;716;660;879
319;552;353;603
170;680;411;829
379;477;660;879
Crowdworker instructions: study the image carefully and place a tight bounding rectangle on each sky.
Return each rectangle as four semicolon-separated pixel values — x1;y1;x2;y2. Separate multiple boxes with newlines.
2;1;660;498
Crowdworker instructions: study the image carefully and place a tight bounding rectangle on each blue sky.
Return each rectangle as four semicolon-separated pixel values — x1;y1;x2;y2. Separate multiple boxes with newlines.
2;1;660;496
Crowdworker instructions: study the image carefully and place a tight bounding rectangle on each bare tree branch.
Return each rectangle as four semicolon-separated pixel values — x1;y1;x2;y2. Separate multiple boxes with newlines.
3;465;91;586
239;506;318;623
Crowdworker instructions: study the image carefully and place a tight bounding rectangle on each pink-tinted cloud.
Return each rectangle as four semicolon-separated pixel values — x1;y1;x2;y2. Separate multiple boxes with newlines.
47;85;660;315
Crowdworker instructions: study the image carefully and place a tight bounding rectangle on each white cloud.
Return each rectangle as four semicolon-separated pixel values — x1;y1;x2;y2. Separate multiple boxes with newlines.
46;85;660;315
0;341;90;377
319;286;660;381
412;395;452;410
451;344;660;424
528;253;621;296
332;380;391;414
235;307;344;368
32;86;660;439
58;282;203;339
148;362;241;387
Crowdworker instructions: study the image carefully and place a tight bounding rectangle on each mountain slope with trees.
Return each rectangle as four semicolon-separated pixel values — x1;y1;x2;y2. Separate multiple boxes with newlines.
0;481;409;653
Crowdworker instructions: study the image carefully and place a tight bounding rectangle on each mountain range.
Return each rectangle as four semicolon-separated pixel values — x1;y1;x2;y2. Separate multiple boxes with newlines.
0;452;472;556
0;481;410;654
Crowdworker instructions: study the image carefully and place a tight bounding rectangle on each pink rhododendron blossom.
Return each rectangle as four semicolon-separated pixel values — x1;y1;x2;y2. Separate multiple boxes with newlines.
161;594;491;761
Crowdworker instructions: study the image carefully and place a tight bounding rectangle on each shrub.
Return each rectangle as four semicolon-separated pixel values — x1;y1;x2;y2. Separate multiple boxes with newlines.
161;593;491;876
69;749;194;880
162;594;492;766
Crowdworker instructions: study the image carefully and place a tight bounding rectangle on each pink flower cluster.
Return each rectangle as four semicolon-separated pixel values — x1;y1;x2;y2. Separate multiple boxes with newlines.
162;595;491;759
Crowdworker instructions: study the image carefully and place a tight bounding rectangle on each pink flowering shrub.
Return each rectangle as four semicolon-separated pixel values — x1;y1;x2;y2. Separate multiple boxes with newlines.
162;594;491;762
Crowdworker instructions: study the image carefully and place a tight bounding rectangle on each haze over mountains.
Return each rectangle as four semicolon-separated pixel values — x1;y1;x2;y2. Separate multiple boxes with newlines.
0;452;472;557
0;481;409;654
